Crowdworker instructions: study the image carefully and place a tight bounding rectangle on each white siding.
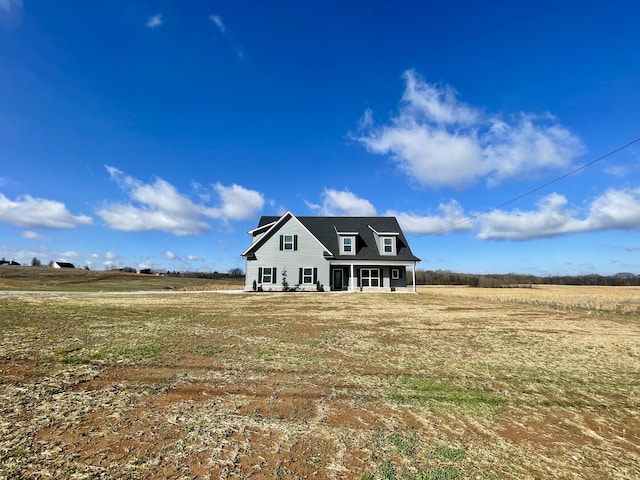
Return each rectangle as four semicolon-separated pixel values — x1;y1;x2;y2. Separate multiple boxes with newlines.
245;217;330;291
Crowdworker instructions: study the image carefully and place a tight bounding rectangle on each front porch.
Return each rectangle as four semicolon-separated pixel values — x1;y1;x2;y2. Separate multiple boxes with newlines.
330;262;417;293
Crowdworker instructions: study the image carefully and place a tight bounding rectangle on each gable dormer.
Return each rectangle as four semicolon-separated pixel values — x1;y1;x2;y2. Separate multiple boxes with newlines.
368;225;399;256
334;226;358;256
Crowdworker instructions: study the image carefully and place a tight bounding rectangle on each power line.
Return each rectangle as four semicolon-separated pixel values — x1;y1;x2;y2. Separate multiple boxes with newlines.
409;136;640;238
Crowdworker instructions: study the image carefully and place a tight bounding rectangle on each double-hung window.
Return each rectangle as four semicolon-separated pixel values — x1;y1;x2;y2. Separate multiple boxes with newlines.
302;268;313;284
382;237;395;255
283;235;294;250
259;267;276;284
280;234;298;251
340;236;355;255
299;267;317;285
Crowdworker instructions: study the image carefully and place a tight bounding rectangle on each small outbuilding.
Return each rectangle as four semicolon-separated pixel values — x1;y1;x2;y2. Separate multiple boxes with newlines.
52;261;75;269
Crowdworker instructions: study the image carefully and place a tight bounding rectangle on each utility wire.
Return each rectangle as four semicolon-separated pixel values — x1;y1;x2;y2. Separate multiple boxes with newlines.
409;136;640;238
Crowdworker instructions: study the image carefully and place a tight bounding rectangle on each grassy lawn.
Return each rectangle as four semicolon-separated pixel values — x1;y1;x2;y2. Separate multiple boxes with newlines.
0;284;639;478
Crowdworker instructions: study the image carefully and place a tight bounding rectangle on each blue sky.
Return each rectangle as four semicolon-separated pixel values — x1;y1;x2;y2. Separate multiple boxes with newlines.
1;1;639;275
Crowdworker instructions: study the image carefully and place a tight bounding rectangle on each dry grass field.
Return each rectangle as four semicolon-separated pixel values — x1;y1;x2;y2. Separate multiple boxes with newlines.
0;266;244;292
1;284;639;479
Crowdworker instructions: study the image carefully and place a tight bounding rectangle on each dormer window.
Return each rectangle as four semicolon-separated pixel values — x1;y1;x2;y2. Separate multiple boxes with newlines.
340;235;356;255
382;236;396;255
343;237;352;252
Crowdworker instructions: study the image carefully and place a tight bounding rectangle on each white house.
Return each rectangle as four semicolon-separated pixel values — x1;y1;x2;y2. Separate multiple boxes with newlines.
241;211;420;292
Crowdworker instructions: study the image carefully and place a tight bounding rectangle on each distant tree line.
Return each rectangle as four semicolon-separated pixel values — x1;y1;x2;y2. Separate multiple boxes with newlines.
138;267;245;279
410;269;640;287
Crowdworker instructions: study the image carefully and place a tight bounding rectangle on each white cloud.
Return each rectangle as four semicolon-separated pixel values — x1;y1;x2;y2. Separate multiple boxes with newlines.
356;70;584;189
483;114;585;186
209;14;225;32
59;251;81;259
477;187;640;240
21;230;50;241
98;166;264;235
209;14;245;60
478;193;578;240
584;187;640;230
308;188;377;216
187;254;203;261
165;250;177;260
206;183;265;221
0;193;93;229
387;200;473;235
87;250;120;269
146;13;162;28
105;251;118;261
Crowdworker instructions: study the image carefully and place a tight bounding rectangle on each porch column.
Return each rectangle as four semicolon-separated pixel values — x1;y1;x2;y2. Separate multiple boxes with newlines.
350;263;354;292
412;262;417;294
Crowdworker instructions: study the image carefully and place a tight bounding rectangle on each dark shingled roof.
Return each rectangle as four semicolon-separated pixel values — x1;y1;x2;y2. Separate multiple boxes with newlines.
253;215;420;262
54;261;76;268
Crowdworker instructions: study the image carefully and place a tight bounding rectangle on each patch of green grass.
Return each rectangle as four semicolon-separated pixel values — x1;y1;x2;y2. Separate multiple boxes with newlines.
54;346;83;355
107;341;163;362
257;347;277;361
377;461;397;480
389;376;505;413
60;356;92;365
428;446;466;462
412;466;460;480
388;432;417;455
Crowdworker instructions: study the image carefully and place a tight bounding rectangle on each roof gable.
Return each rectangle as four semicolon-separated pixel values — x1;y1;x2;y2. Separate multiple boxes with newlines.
241;211;332;258
243;213;420;262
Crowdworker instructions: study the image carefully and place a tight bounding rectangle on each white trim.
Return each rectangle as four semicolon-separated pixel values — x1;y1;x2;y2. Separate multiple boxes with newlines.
412;262;417;294
247;222;276;235
242;211;333;257
367;225;399;236
330;259;414;266
262;267;275;284
350;264;354;292
381;236;396;255
334;226;359;235
360;268;381;287
302;267;314;284
283;234;294;250
340;235;356;255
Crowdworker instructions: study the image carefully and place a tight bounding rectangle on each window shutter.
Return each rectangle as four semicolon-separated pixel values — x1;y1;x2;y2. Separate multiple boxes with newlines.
272;268;277;284
299;268;302;284
279;235;283;251
258;267;263;283
294;235;298;251
313;268;317;284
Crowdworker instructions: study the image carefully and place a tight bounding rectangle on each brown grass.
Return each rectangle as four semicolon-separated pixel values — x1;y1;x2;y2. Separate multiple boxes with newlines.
0;266;243;292
1;287;639;479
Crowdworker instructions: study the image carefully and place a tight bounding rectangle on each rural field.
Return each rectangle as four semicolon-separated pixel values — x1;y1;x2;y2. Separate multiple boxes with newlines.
0;276;639;478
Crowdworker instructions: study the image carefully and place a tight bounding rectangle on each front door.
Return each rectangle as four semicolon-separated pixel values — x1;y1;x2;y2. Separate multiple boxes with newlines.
332;269;343;291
